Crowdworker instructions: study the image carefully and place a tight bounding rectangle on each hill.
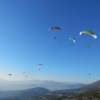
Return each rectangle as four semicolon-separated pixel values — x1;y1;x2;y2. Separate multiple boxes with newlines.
0;89;100;100
17;88;100;100
0;87;50;98
68;88;100;100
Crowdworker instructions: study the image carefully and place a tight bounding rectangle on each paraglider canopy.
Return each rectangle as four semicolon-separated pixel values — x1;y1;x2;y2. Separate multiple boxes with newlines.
79;30;97;39
48;26;62;31
38;64;42;66
8;74;12;76
69;38;76;42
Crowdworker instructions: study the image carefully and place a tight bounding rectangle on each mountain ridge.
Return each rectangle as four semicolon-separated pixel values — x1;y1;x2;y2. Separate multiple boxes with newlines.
0;78;85;91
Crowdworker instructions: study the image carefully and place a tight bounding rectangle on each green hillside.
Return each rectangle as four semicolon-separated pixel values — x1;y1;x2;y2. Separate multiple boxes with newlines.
20;88;100;100
67;88;100;100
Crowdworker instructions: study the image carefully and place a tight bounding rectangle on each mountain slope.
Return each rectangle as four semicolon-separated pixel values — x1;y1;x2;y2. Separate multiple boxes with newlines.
48;80;100;97
68;88;100;100
77;80;100;91
1;88;100;100
0;87;50;98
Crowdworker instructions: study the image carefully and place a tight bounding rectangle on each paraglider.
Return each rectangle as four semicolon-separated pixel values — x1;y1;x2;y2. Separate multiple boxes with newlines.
48;26;61;39
69;38;76;46
79;30;97;39
88;74;92;78
8;74;12;78
23;72;25;75
25;76;27;80
88;44;90;48
69;38;76;42
48;26;62;31
38;64;42;70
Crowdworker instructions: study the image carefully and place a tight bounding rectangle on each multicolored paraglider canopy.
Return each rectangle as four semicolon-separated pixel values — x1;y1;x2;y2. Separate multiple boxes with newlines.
38;64;42;66
79;30;97;39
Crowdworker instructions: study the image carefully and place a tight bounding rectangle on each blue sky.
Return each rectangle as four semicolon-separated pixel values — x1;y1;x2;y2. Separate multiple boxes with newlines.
0;0;100;83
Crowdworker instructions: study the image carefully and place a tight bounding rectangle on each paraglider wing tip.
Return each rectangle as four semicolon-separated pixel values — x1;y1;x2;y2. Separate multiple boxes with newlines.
79;32;82;35
93;35;97;39
48;28;51;31
73;40;76;42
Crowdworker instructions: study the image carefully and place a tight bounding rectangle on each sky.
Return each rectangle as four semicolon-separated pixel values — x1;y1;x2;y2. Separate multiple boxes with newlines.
0;0;100;83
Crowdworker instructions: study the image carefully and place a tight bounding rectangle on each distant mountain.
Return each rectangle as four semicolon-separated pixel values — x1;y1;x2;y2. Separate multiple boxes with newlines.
78;80;100;91
50;80;100;96
0;79;85;91
28;80;84;90
0;87;50;98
